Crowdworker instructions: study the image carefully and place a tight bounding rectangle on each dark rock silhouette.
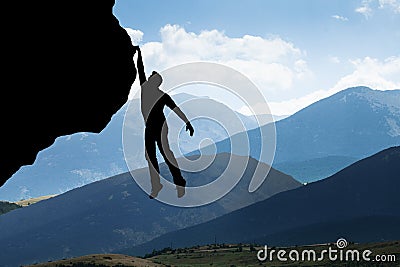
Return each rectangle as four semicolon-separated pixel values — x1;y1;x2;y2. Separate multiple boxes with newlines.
1;0;136;186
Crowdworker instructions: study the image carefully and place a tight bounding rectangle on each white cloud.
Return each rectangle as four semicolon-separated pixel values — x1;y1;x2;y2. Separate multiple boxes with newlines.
125;28;144;45
356;6;373;18
379;0;400;13
269;90;331;116
128;24;312;100
355;0;400;18
332;56;400;91
329;56;341;64
332;15;349;21
356;0;373;18
268;56;400;116
294;59;313;80
125;25;399;118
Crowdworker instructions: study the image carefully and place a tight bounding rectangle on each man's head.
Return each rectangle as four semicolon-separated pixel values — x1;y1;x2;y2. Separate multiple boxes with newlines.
148;71;163;87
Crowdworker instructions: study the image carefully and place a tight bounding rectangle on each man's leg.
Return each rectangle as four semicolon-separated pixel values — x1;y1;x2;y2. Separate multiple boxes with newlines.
145;127;163;198
157;123;186;198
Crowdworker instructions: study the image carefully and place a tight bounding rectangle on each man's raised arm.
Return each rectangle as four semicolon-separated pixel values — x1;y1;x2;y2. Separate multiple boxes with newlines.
136;47;147;85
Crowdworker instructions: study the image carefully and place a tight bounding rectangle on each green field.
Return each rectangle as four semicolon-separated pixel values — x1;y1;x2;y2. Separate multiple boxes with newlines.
25;254;164;267
149;241;400;267
27;241;400;267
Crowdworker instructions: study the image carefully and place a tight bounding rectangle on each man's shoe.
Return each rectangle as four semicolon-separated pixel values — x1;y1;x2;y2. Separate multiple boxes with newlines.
176;185;185;198
149;183;163;199
176;179;186;198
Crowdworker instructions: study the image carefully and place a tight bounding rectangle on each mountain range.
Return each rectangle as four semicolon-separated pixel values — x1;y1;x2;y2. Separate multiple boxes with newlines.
197;86;400;183
0;93;262;202
1;87;398;201
121;146;400;256
0;153;300;267
1;87;399;266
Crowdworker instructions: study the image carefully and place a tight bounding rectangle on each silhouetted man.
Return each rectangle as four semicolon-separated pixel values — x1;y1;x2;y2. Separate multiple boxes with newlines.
135;46;194;199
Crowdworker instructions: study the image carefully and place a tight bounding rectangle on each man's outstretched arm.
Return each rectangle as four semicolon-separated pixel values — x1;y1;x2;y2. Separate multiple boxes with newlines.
165;94;194;136
136;47;147;86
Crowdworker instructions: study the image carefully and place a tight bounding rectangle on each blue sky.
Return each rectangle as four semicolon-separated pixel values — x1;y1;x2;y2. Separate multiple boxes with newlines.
113;0;400;115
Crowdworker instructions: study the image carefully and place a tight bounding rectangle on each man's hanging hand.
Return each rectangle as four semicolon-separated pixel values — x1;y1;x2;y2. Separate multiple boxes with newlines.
186;122;194;136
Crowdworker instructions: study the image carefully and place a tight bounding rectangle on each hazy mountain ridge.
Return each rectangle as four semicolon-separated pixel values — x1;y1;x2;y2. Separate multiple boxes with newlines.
274;87;400;162
199;86;400;182
249;215;400;246
0;153;301;267
273;155;358;183
2;87;398;200
123;146;400;256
